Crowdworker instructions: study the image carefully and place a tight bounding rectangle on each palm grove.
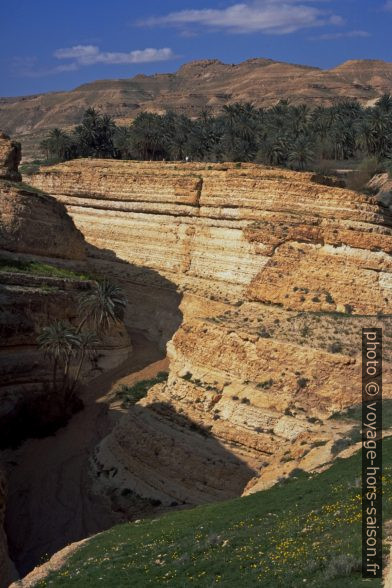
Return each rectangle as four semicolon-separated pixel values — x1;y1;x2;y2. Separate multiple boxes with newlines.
39;96;392;175
38;281;127;404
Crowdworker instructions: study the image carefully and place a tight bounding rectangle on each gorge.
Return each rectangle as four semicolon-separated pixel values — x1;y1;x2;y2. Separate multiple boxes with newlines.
1;144;392;585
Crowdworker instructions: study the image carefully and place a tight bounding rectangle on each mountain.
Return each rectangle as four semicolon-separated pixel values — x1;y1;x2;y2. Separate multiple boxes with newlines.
1;57;392;159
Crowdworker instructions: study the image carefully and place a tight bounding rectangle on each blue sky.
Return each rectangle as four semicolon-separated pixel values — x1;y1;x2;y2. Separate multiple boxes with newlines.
1;0;391;97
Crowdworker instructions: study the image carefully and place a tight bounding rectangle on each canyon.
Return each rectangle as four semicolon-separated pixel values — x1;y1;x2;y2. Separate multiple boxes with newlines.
27;158;392;505
1;57;392;160
1;143;392;584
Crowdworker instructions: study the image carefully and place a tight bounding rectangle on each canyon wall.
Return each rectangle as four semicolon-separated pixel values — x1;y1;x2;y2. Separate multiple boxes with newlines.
0;135;132;446
28;160;392;507
0;136;136;585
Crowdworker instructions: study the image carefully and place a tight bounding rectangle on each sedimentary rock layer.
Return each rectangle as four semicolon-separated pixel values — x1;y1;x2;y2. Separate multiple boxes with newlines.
28;160;392;506
29;160;392;314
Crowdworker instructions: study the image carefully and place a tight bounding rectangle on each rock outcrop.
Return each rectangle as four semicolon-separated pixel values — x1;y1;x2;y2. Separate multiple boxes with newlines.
27;160;392;508
0;133;21;182
1;58;392;160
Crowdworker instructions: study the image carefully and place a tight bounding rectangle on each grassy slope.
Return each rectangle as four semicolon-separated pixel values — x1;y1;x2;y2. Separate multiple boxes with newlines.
0;257;93;281
38;438;392;587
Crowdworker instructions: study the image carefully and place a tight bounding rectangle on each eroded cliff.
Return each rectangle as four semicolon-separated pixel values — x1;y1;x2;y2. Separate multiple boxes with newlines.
27;160;392;508
0;136;136;585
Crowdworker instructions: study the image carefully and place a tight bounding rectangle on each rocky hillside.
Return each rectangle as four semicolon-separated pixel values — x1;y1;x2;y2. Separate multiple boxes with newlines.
11;439;392;587
2;57;392;160
27;159;392;510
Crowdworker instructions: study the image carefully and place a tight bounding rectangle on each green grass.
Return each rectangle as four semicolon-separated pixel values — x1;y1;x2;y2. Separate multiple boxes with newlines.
38;437;392;587
0;257;93;281
115;372;169;408
19;158;60;176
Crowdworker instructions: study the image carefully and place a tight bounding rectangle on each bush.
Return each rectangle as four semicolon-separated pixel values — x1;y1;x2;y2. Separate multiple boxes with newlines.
257;379;274;390
330;341;343;354
297;378;309;389
325;292;334;304
115;372;168;408
330;437;353;456
323;554;361;580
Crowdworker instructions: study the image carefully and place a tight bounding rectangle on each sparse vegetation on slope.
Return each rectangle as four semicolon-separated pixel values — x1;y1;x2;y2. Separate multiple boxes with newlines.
36;438;392;587
115;372;168;408
0;256;93;281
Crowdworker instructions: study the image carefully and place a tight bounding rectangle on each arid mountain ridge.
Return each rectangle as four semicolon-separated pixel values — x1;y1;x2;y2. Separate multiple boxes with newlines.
1;57;392;160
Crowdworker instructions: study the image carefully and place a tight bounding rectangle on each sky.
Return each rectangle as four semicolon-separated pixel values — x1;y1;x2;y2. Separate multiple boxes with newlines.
1;0;391;97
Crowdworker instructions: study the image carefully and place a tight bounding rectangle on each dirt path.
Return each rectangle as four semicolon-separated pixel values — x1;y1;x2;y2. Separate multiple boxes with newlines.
3;333;166;578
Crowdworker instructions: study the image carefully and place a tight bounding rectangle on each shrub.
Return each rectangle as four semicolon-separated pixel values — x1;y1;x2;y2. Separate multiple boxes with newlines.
297;378;309;389
258;327;271;338
330;341;343;354
257;379;274;390
330;437;353;456
115;372;168;408
301;325;310;337
325;292;334;304
323;554;361;580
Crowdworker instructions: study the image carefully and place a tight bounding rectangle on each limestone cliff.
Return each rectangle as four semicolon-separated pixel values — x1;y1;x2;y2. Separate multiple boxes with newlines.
27;160;392;507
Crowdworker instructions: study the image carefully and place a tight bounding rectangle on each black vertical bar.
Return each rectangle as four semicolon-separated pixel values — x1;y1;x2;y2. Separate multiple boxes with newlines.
362;328;382;579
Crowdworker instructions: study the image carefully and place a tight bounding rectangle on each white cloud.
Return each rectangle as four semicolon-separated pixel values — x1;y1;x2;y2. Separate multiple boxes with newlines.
314;30;371;40
140;1;343;35
13;45;175;77
54;45;175;67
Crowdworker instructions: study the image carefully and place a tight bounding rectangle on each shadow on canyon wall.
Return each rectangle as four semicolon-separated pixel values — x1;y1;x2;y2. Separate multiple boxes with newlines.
2;241;187;575
6;393;256;577
0;241;183;449
86;243;184;351
114;400;258;502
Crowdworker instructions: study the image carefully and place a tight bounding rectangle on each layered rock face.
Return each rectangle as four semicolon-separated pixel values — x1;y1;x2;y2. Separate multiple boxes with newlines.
28;160;392;506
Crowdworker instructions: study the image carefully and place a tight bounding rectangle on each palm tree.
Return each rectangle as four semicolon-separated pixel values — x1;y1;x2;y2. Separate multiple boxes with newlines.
376;94;392;114
288;137;314;170
37;321;79;391
40;128;72;161
70;331;99;393
74;108;117;158
257;136;289;166
114;126;133;159
366;108;392;157
78;280;127;334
